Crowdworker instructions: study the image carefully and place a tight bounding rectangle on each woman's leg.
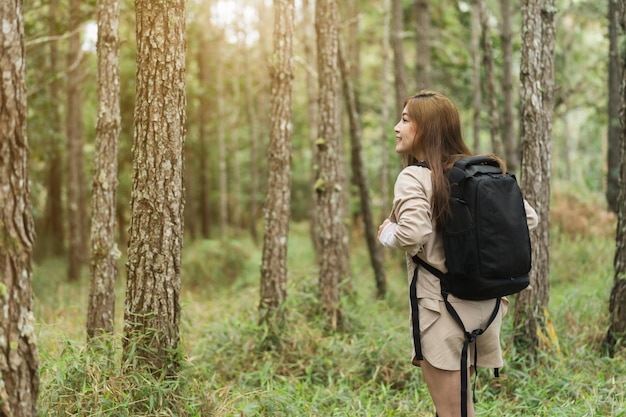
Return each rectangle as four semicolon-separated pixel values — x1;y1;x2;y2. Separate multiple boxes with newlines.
420;359;474;417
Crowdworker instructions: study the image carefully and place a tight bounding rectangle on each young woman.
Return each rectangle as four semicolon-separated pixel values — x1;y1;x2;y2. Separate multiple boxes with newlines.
377;91;538;417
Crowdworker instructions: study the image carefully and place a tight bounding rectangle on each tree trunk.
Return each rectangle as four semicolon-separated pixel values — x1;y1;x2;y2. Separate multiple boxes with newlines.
514;0;556;354
124;0;186;373
339;39;388;299
66;0;89;281
303;0;321;257
217;38;229;237
499;0;518;172
380;0;392;221
605;2;626;356
471;0;481;153
197;31;212;239
87;0;120;341
259;0;295;324
44;0;65;257
244;40;260;244
391;0;408;115
0;0;40;413
414;0;431;89
315;0;347;330
479;0;503;157
607;0;623;213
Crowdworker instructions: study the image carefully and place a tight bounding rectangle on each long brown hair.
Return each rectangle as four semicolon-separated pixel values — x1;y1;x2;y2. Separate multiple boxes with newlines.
402;90;506;229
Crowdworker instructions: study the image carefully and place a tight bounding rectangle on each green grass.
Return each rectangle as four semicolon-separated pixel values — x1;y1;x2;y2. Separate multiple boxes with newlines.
34;221;626;416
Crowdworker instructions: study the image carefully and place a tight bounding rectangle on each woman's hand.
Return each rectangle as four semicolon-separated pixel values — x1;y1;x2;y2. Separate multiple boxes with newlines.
378;218;392;239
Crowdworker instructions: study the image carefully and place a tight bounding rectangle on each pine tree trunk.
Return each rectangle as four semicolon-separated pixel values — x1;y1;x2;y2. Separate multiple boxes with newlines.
414;0;431;89
514;0;556;354
66;0;88;281
380;0;392;221
471;0;481;153
391;0;408;115
259;0;295;323
0;0;40;412
605;2;626;356
607;0;622;213
479;0;503;157
87;0;120;341
197;32;212;239
315;0;347;329
124;0;186;373
339;39;387;299
499;0;518;172
244;45;260;244
44;0;65;257
217;41;229;237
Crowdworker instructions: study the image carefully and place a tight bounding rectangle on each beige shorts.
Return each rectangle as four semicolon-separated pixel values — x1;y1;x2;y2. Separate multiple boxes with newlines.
415;296;509;371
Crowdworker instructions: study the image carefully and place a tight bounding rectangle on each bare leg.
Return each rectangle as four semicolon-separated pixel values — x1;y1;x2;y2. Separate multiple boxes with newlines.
421;359;474;417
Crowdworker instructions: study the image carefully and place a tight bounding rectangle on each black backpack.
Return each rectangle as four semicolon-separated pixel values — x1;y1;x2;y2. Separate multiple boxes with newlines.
410;155;532;417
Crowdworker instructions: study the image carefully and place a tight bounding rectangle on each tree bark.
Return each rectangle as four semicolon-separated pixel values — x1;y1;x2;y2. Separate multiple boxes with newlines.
499;0;518;172
87;0;120;341
43;0;65;257
605;1;626;356
471;0;481;153
124;0;186;373
315;0;347;330
66;0;89;281
259;0;295;323
607;0;623;213
514;0;556;354
391;0;408;115
339;39;387;299
414;0;431;89
479;0;503;157
0;0;40;413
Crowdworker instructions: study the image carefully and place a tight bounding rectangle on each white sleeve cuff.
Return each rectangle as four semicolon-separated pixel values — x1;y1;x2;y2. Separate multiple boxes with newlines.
378;221;398;247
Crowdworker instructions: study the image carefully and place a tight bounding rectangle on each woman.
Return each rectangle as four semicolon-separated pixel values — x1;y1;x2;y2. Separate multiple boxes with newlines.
377;91;538;417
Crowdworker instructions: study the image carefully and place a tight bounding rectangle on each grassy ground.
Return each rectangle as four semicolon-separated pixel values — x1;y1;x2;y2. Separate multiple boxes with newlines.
34;216;626;416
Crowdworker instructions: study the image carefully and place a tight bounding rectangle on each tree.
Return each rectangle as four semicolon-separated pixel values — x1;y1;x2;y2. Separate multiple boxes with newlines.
315;0;348;329
391;0;408;115
380;0;393;219
514;0;556;353
339;39;388;299
414;0;431;89
499;0;518;172
87;0;121;341
0;0;40;413
605;0;626;356
607;0;622;213
123;0;186;373
259;0;295;323
66;0;89;281
470;0;481;152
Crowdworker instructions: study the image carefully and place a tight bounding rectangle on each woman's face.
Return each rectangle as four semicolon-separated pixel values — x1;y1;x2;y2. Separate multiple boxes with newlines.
394;105;417;155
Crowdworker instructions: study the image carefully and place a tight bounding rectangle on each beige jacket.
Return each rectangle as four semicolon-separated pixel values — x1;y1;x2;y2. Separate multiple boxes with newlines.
389;165;539;301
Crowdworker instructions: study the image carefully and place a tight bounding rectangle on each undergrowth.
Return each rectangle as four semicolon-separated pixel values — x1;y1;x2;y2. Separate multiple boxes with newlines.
34;217;626;416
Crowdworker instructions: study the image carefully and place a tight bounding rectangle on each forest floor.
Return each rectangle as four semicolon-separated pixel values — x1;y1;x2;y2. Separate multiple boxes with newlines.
34;190;626;416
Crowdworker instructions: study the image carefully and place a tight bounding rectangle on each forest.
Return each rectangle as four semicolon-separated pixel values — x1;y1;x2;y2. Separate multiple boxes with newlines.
1;0;626;416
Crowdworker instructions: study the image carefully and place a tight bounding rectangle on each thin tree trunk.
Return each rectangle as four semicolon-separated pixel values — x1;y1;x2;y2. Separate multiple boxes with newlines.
391;0;408;115
605;1;626;356
315;0;347;330
471;0;481;153
414;0;431;89
67;0;88;281
499;0;518;172
479;0;503;157
607;0;623;213
0;0;40;412
303;0;321;257
124;0;186;373
259;0;295;324
339;39;387;299
87;0;120;341
514;0;556;354
244;43;260;244
197;32;212;239
381;0;392;221
44;0;65;257
217;39;228;237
